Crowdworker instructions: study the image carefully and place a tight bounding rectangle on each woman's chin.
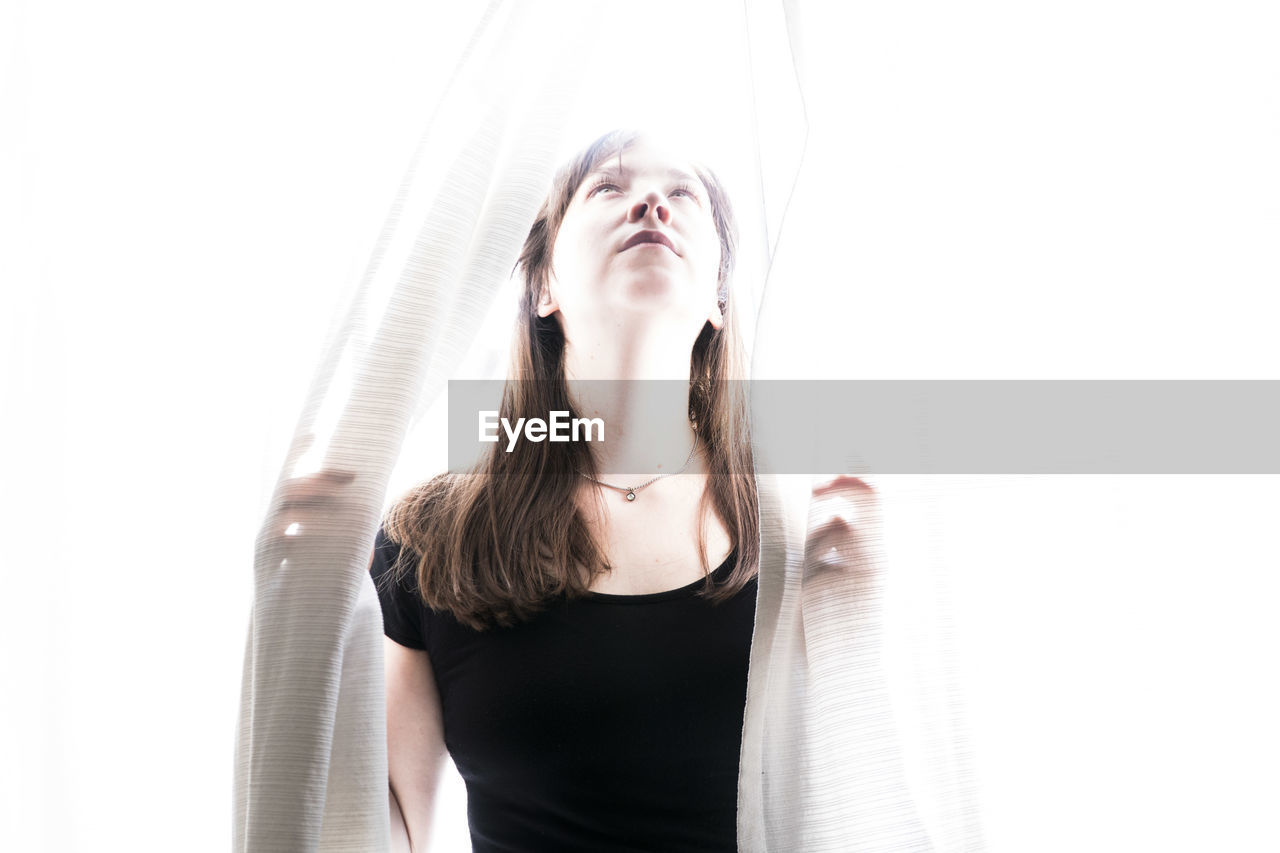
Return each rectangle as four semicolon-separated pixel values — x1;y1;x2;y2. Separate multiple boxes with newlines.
615;271;713;311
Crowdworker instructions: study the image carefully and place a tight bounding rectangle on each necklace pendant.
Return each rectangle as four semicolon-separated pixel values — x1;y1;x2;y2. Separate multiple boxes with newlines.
625;490;636;502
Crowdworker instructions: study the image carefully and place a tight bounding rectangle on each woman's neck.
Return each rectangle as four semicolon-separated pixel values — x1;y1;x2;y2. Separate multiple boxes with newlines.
562;325;701;478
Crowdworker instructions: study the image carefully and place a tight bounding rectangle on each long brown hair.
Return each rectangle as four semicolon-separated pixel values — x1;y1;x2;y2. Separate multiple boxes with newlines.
383;130;759;629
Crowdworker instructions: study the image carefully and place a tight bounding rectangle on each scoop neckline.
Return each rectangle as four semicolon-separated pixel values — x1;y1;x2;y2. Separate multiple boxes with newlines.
583;549;739;604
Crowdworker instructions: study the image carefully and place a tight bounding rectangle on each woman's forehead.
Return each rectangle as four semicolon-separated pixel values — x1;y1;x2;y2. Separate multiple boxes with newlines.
586;140;704;185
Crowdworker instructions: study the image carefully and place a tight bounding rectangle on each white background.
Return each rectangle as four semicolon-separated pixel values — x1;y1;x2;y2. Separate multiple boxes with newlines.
3;1;1278;850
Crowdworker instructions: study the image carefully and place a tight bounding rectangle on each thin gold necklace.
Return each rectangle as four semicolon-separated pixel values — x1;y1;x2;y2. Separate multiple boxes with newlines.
578;435;699;502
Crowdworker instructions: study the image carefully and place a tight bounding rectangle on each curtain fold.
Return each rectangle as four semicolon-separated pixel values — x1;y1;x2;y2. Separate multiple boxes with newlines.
233;2;981;850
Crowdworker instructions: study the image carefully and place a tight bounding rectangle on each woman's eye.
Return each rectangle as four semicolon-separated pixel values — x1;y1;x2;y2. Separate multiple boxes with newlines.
670;186;699;201
587;182;619;198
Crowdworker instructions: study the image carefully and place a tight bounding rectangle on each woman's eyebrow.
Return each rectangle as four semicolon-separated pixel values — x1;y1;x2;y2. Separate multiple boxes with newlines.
587;165;702;186
589;164;625;181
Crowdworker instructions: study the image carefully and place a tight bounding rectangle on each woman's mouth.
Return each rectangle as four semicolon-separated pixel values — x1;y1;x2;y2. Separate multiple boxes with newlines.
620;230;678;255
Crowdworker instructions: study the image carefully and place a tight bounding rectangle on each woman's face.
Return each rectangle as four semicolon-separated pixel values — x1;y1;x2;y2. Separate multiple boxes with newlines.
538;138;724;342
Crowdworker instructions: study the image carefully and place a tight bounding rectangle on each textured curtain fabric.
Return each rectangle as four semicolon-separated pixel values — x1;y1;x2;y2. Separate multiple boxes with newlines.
232;2;981;850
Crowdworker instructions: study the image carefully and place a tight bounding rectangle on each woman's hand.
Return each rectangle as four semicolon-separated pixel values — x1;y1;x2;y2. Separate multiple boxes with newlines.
803;474;883;581
801;474;888;629
254;434;365;570
256;468;360;556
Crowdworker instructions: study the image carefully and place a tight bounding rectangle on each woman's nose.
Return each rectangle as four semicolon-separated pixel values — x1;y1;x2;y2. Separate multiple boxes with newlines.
627;191;670;225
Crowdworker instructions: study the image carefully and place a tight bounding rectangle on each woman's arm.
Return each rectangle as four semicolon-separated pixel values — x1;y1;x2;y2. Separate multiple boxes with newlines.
384;635;449;852
389;785;411;853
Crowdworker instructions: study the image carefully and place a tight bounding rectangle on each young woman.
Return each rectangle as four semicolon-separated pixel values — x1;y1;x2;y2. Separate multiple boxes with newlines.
371;130;760;852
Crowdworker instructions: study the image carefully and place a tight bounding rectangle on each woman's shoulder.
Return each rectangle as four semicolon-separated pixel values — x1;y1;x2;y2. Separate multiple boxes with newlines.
370;524;416;595
372;524;410;570
369;522;434;650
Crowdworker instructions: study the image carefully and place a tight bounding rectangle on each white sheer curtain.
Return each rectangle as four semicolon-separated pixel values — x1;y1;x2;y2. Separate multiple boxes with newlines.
5;1;1279;851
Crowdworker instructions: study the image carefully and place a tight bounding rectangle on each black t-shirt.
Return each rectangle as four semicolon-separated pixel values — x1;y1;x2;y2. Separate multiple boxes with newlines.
370;527;757;853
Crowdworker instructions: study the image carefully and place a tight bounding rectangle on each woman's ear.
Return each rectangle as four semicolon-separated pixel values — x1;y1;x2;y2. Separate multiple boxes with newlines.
536;281;559;318
706;290;726;330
